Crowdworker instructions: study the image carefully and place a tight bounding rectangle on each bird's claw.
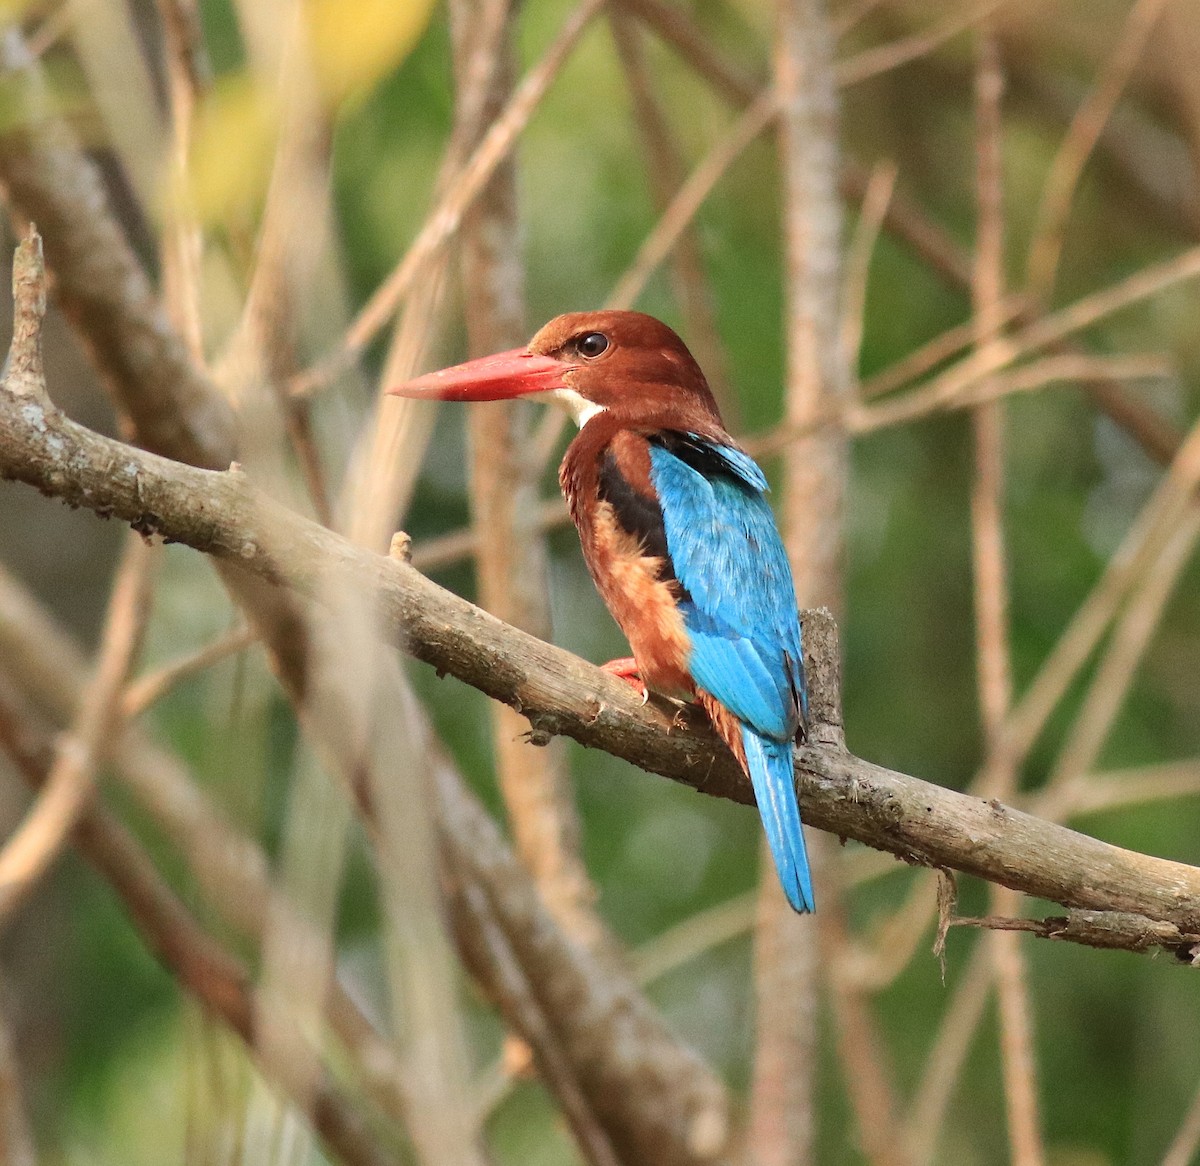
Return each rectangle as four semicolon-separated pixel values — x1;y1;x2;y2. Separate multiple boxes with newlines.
600;657;649;705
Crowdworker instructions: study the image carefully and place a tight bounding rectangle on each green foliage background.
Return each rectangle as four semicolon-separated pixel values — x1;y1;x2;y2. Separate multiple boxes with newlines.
1;1;1198;1163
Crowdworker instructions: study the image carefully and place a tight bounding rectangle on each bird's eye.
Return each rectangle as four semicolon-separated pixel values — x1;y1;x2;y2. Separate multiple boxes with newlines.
576;332;609;358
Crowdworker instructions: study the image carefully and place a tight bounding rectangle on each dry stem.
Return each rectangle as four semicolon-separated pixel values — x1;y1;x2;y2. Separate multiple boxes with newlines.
0;522;154;926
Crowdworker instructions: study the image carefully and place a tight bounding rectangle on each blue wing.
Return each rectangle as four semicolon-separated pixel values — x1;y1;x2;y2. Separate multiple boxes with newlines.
647;435;807;739
648;434;812;913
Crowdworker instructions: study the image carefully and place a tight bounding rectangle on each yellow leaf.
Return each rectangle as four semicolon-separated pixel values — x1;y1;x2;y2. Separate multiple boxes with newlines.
186;73;279;225
305;0;437;108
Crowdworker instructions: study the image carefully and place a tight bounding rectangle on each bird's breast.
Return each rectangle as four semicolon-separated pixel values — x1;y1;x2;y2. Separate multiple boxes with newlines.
562;429;694;698
585;499;694;699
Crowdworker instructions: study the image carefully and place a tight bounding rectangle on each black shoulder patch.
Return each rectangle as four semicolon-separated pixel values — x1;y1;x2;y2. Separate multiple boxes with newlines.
652;431;732;480
597;451;688;597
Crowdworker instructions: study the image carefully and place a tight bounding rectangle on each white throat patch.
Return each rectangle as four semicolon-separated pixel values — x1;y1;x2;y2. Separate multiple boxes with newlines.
549;388;606;429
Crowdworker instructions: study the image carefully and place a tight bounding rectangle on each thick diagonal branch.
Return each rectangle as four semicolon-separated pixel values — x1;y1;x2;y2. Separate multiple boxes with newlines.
2;394;1199;948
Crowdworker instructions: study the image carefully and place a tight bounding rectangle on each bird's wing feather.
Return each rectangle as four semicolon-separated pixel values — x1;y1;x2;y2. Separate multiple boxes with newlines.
647;434;806;740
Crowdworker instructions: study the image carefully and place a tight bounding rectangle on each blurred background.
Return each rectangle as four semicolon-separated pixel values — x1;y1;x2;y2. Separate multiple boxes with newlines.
0;0;1199;1163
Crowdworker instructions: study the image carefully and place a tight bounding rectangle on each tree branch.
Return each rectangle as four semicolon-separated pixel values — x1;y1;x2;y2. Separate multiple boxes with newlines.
2;374;1198;952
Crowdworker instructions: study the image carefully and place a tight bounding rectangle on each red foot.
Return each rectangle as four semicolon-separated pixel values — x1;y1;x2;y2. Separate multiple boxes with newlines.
601;657;649;705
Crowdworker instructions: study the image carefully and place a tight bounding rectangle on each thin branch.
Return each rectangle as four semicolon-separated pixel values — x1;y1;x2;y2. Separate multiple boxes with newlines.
858;296;1025;401
835;874;939;991
618;0;1184;467
1026;0;1171;299
950;911;1200;958
156;0;209;360
750;1;846;1160
834;0;1008;89
833;0;886;38
608;89;777;313
290;0;606;399
0;529;155;926
632;892;757;986
608;5;736;421
412;497;568;573
0;683;397;1166
0;569;423;1136
971;33;1043;1165
1039;761;1200;820
840;159;896;383
970;24;1010;756
121;625;259;719
614;0;760;107
1003;415;1200;765
850;245;1200;435
452;0;602;951
1047;505;1200;788
905;943;994;1166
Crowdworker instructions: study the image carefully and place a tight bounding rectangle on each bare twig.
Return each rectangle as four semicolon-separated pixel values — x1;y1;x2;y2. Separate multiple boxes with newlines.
608;89;777;313
632;892;757;985
851;245;1200;435
452;0;601;951
412;497;569;573
858;296;1025;401
0;532;155;926
971;34;1044;1166
290;0;606;399
156;0;209;359
608;6;735;419
834;0;1007;89
121;625;259;719
833;0;886;38
1047;505;1200;789
840;160;897;383
950;911;1200;958
1004;415;1200;766
1038;760;1200;820
822;899;910;1166
1026;0;1171;299
618;0;1184;467
750;3;846;1162
615;0;759;105
0;683;396;1166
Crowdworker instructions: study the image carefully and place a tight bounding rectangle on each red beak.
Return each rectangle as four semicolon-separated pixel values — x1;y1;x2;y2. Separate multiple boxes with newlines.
389;348;569;401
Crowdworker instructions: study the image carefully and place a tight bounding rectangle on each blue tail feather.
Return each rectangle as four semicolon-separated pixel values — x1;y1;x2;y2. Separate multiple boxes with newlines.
741;727;814;913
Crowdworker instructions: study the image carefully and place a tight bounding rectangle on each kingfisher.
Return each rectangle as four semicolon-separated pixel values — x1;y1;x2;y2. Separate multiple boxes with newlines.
392;311;813;913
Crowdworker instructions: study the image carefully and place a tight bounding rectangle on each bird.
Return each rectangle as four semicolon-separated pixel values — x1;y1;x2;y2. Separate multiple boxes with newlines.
391;310;813;913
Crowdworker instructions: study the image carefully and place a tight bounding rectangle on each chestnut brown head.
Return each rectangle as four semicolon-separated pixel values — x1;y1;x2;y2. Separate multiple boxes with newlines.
390;310;724;431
